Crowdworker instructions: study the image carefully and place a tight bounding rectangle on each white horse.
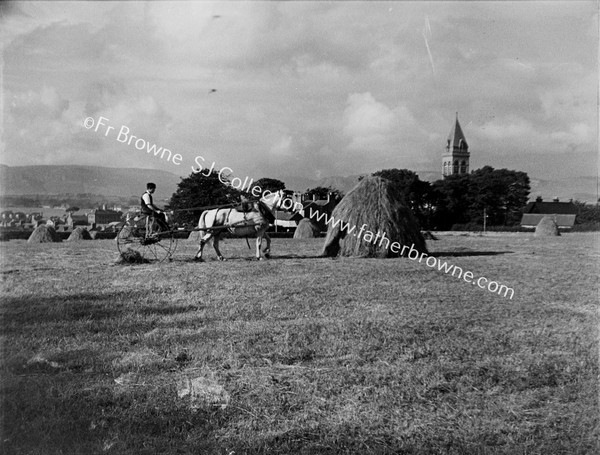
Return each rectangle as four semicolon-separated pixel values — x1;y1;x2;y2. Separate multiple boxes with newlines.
194;190;284;261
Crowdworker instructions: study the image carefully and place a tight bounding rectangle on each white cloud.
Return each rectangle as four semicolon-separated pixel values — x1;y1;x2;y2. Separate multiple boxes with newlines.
343;92;397;150
0;1;596;182
476;115;595;155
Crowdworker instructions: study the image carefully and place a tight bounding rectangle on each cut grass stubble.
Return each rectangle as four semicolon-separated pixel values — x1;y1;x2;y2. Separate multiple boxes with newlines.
0;234;598;454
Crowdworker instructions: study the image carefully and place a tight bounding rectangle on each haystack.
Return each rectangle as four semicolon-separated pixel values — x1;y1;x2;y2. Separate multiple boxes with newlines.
66;227;92;241
321;176;427;258
27;225;58;243
293;218;320;239
535;216;560;236
115;249;149;264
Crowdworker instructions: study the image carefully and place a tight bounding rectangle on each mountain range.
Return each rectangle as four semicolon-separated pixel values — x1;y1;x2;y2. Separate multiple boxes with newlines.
0;165;180;198
0;165;597;203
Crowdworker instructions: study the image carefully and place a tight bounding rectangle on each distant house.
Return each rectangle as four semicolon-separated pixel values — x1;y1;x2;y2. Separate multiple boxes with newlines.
87;209;122;226
66;214;89;228
520;197;579;229
47;216;65;228
29;212;43;222
0;211;13;227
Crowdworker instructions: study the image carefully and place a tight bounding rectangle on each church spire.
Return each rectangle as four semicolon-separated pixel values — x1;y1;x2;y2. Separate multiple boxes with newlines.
447;113;468;151
442;113;470;177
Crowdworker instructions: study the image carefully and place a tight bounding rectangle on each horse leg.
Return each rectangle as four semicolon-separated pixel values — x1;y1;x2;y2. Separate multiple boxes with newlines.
263;232;271;259
195;232;211;262
256;234;264;260
213;234;225;261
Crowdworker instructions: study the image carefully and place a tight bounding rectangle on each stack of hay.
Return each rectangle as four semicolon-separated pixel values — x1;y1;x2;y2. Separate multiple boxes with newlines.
117;249;149;264
535;216;560;237
293;218;320;239
321;176;427;258
66;227;92;242
27;225;58;243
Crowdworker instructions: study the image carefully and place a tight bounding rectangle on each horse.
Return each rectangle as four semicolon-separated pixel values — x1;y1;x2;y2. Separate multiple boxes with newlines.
194;190;284;262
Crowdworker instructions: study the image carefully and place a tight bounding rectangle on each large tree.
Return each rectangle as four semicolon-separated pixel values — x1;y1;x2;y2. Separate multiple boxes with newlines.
429;166;530;229
251;178;286;194
466;166;530;226
574;201;599;224
430;174;471;230
167;170;241;225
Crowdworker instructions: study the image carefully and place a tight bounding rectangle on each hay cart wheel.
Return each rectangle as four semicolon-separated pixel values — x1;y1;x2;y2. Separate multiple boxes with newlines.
117;221;177;263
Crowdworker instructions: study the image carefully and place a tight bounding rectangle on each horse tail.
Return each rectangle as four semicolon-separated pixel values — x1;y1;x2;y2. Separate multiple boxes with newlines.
198;210;208;231
198;209;217;232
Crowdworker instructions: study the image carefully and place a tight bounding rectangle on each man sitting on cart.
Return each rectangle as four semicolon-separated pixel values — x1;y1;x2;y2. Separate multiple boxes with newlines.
141;182;169;233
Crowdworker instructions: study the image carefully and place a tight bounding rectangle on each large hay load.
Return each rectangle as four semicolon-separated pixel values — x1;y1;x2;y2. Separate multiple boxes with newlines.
27;225;58;243
321;176;427;258
535;216;560;237
66;227;92;241
293;218;320;239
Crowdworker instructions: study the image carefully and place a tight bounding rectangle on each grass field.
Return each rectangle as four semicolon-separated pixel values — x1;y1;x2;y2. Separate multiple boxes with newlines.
1;233;598;454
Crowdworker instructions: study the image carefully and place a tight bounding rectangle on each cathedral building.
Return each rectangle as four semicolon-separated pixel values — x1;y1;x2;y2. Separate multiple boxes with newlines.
442;113;470;177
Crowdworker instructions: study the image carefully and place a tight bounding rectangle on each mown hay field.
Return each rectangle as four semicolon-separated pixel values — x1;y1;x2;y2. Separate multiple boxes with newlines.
1;233;598;454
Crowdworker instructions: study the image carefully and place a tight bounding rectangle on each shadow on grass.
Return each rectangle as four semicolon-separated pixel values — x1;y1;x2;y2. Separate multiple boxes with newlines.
1;292;212;338
270;251;513;259
139;304;202;316
1;292;151;337
1;378;226;455
265;254;325;260
172;254;326;262
430;251;513;257
172;251;512;262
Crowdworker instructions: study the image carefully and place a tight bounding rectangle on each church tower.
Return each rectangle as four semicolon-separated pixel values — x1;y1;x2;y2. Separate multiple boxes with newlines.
442;113;469;177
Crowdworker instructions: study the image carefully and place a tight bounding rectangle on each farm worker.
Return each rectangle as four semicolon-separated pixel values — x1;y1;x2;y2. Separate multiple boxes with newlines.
141;182;169;231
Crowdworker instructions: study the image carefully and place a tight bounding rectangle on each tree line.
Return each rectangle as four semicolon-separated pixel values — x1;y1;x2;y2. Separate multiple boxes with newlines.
168;166;540;230
370;166;532;230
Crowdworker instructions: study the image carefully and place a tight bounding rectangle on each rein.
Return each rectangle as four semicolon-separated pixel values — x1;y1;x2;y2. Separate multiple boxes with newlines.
169;202;237;213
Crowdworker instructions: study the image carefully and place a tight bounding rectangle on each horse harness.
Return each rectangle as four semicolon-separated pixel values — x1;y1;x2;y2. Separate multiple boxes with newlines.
217;206;257;249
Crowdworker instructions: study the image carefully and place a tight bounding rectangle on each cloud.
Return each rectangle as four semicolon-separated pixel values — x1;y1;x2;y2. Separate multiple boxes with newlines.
343;92;397;151
0;1;596;184
4;81;172;168
342;92;428;170
476;115;594;155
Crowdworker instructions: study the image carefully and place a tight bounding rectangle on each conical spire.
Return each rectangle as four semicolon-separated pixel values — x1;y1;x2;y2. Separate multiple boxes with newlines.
447;112;468;151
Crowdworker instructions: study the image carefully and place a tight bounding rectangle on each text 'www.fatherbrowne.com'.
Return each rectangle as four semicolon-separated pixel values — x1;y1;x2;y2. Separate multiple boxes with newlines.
308;208;515;300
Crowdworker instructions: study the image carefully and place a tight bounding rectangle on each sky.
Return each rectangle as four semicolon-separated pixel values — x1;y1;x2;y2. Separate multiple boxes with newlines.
1;1;598;186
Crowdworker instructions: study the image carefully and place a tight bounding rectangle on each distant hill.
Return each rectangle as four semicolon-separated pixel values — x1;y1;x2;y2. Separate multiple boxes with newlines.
528;176;598;203
0;165;180;197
